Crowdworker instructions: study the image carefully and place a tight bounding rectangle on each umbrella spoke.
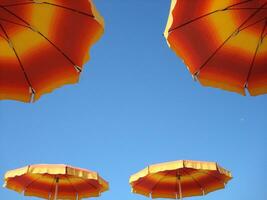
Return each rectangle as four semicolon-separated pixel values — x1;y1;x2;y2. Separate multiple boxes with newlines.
169;0;253;33
245;19;267;88
47;176;57;200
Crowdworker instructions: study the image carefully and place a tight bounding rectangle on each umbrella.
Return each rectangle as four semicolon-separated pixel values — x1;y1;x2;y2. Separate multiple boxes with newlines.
129;160;232;199
0;0;104;102
4;164;109;200
164;0;267;96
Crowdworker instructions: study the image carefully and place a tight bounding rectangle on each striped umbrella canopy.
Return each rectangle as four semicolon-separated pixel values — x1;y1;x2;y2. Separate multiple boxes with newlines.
0;0;104;103
4;164;109;200
129;160;232;199
164;0;267;96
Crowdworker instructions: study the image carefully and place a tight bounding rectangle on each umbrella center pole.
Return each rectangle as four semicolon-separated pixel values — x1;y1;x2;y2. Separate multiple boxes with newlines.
177;174;183;200
54;177;59;200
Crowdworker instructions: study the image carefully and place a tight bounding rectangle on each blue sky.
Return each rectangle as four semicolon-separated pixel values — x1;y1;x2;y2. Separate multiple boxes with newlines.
0;1;266;200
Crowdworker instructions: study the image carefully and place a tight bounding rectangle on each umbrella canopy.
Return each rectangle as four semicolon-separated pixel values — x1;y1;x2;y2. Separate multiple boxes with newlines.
129;160;232;199
0;0;104;102
4;164;109;200
164;0;267;96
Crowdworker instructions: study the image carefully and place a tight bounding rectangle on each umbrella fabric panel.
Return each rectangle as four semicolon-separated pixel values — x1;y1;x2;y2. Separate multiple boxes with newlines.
0;0;104;102
164;0;267;95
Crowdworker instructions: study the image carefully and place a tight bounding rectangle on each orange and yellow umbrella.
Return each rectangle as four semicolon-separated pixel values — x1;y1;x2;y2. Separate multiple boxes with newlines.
0;0;104;102
164;0;267;96
4;164;109;200
130;160;232;199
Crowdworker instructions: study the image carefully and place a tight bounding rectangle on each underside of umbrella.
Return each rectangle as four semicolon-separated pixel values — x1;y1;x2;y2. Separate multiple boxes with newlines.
130;160;232;199
0;0;104;102
165;0;267;96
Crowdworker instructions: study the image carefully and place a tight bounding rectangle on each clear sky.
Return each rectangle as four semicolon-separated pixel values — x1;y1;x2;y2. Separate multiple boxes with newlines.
0;1;266;200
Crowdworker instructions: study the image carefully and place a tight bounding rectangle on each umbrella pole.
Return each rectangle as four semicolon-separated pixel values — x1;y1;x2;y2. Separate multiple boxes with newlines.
54;177;59;200
178;175;183;200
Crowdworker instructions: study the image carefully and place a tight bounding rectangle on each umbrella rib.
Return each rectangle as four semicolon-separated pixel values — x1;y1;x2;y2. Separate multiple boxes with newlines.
1;1;95;19
175;169;182;199
0;6;82;72
181;169;206;195
0;17;31;28
195;2;267;75
47;176;57;200
168;0;253;33
245;19;267;88
229;7;267;10
0;22;34;95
